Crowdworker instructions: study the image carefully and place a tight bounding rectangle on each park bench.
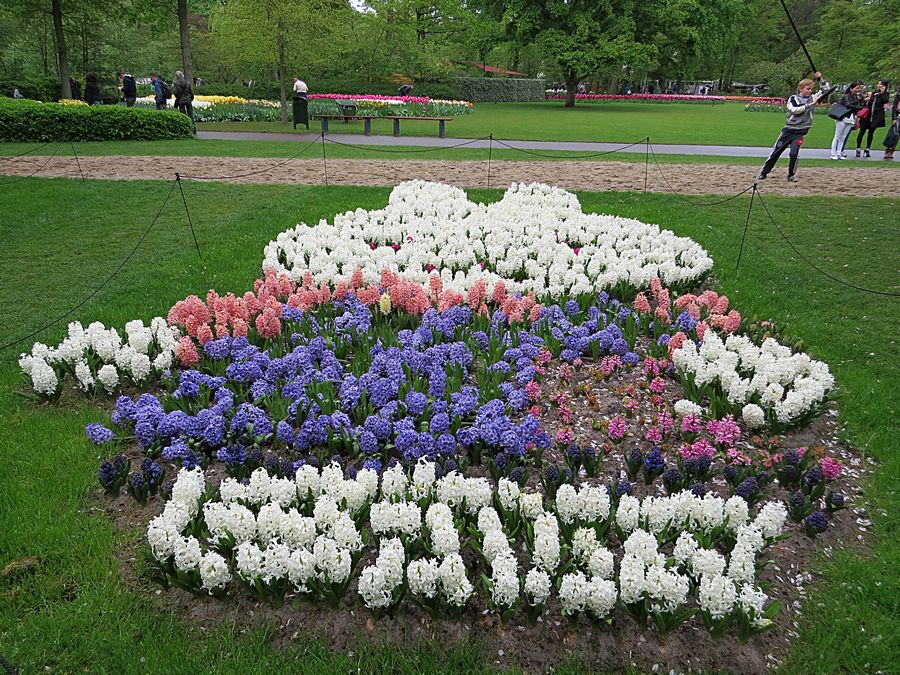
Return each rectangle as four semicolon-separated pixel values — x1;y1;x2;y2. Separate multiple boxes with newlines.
384;115;454;138
313;114;379;135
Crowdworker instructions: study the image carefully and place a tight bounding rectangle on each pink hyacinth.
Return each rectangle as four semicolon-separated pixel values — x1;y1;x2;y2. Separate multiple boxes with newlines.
726;448;752;466
525;381;542;403
820;457;843;481
723;310;742;333
645;426;663;444
634;292;651;313
491;280;507;305
556;427;574;445
707;415;741;447
681;414;702;434
607;416;627;440
175;335;200;367
649;376;666;393
696;321;709;341
668;331;688;353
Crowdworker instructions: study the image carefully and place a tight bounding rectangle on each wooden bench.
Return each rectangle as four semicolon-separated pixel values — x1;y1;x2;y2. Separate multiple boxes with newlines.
313;114;378;135
384;116;454;138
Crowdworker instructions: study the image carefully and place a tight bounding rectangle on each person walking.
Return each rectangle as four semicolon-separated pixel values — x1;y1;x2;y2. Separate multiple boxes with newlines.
84;72;102;105
119;71;137;107
855;79;890;157
757;72;829;183
150;73;168;110
69;76;81;100
884;88;899;160
830;81;864;159
173;70;194;128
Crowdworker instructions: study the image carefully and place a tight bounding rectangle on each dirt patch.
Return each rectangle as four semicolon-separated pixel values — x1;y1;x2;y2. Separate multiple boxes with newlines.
91;355;874;675
1;154;898;197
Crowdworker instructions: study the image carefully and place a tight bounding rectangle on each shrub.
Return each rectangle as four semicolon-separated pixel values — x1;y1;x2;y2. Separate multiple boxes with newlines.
459;78;545;102
0;75;61;102
0;99;193;141
196;78;465;101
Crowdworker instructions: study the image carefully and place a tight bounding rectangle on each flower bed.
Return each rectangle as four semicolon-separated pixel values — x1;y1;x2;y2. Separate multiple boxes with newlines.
545;93;726;105
263;181;713;301
744;102;829;114
18;180;855;667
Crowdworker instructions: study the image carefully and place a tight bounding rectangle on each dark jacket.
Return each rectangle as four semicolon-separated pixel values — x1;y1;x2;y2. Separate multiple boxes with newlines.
121;75;136;98
84;79;101;105
152;78;166;104
837;90;864;116
892;92;899;122
173;79;194;106
860;89;890;129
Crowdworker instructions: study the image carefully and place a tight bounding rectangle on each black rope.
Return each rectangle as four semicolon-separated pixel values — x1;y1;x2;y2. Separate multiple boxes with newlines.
778;0;818;74
491;136;648;159
735;184;758;272
0;654;18;675
648;143;756;206
322;134;491;154
1;141;52;158
755;188;900;297
487;133;493;188
175;174;202;259
321;131;328;186
70;142;85;181
0;143;61;185
178;135;319;180
0;178;180;352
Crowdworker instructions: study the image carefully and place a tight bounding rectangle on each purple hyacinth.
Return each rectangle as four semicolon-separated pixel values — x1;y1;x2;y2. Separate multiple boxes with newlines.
358;430;379;455
86;423;115;445
734;476;759;502
804;511;828;534
690;482;707;497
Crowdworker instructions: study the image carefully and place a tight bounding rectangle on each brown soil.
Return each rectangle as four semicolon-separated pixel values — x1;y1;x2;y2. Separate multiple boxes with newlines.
2;154;898;197
94;357;874;675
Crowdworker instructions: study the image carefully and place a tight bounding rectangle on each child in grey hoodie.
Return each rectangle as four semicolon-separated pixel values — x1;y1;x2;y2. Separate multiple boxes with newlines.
757;72;829;182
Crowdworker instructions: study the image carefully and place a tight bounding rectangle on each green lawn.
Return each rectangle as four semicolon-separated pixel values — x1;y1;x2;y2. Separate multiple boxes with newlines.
0;178;897;673
191;101;892;149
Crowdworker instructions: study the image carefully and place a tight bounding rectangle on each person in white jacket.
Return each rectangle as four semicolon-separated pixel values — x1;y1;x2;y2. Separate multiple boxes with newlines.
757;72;829;182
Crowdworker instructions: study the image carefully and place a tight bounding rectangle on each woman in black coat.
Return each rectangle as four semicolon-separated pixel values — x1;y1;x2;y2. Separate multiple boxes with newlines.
855;79;890;157
884;90;899;160
84;72;102;106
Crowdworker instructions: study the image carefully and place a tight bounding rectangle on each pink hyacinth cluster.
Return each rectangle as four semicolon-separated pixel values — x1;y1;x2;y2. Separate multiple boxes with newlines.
706;415;742;447
678;438;715;460
607;416;627;441
598;355;622;378
820;457;843;481
309;93;431;104
674;290;742;334
680;414;702;434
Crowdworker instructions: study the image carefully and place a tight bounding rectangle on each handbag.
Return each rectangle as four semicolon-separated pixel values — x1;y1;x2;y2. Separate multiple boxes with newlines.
828;102;851;120
884;122;900;148
857;106;870;120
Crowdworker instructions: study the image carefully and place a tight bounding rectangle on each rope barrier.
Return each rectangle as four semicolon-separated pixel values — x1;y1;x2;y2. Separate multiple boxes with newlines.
754;189;900;297
490;136;648;159
177;135;320;180
323;134;491;154
1;141;52;158
0;143;62;185
648;143;756;206
0;178;180;352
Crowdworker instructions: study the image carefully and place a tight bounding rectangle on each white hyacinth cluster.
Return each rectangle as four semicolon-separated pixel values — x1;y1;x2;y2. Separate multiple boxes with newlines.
262;181;713;300
20;318;178;397
144;461;785;633
672;331;834;426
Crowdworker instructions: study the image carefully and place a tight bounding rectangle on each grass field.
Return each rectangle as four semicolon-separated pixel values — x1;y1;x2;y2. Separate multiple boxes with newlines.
190;101;897;150
0;178;897;673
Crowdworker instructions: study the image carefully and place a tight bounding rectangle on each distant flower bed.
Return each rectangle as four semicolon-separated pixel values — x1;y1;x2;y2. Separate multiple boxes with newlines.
744;102;829;114
545;93;725;105
309;94;472;118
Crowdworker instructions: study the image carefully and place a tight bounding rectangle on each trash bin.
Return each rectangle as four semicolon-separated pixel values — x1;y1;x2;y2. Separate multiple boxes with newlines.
292;93;308;130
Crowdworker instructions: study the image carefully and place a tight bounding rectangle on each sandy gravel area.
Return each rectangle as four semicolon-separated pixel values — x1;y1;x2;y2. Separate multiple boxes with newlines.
1;154;897;197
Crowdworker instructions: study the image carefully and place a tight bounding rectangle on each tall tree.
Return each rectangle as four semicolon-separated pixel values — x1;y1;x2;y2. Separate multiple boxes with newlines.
177;0;193;81
50;0;71;98
485;0;657;106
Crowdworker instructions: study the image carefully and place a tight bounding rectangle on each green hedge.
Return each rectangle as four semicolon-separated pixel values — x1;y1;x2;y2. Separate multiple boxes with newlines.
0;75;61;102
459;78;545;102
0;99;194;141
195;78;465;101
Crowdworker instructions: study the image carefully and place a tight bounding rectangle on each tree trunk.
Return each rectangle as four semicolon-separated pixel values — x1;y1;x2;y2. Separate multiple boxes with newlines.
277;22;288;124
564;72;579;108
51;0;71;99
177;0;193;83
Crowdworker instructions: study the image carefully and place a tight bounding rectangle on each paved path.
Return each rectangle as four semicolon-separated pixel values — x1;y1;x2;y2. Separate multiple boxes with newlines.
196;130;890;160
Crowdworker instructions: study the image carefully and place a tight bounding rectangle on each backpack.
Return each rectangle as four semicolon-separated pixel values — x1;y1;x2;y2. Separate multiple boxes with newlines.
161;79;172;99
